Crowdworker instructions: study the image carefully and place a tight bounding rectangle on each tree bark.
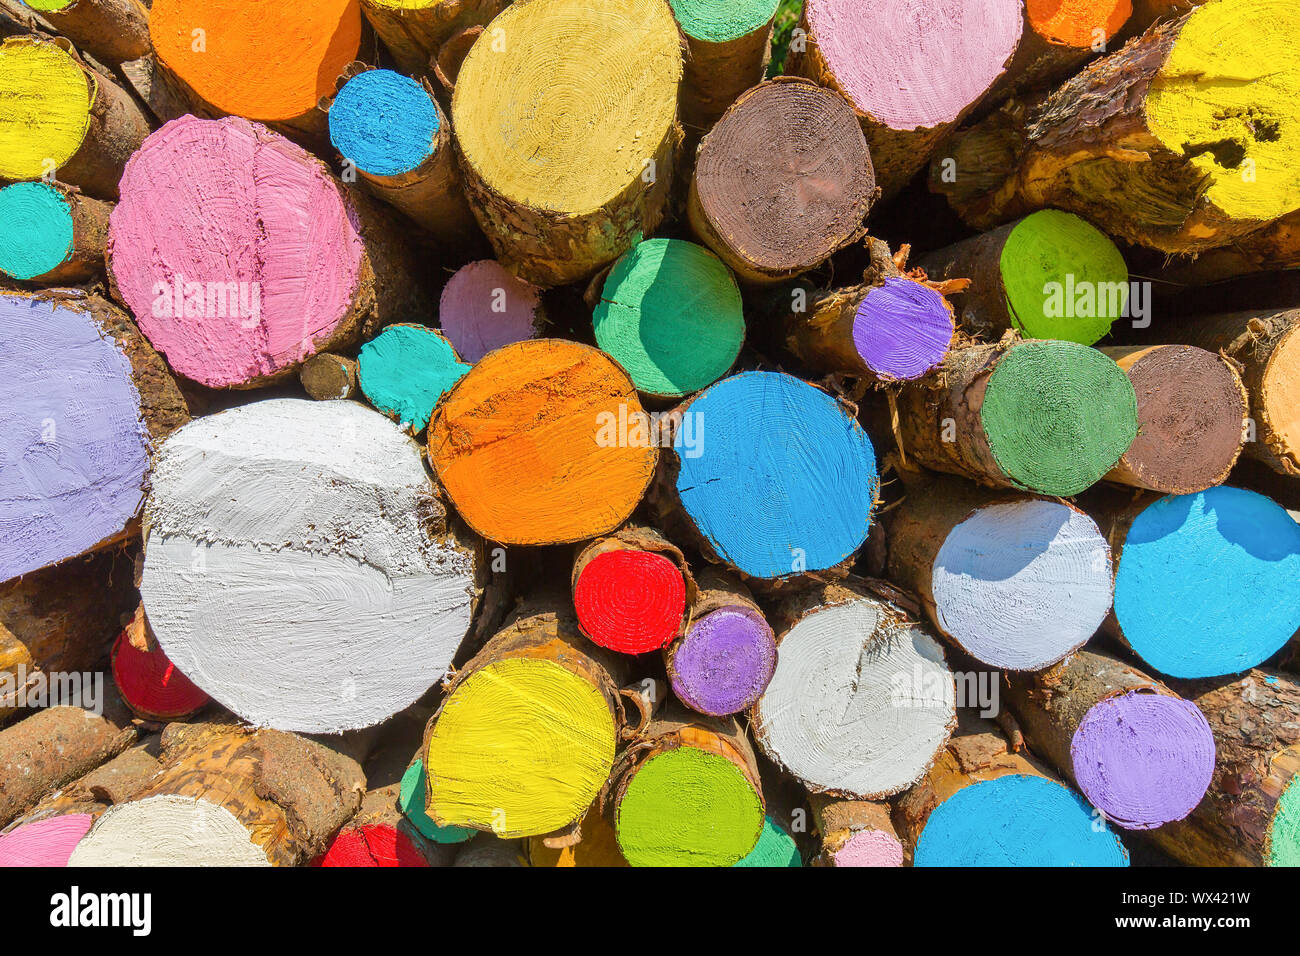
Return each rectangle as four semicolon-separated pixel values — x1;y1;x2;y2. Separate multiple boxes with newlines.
779;237;955;381
1004;648;1216;830
68;721;366;866
932;12;1300;255
360;0;507;77
449;0;682;286
37;0;151;65
810;794;903;867
0;685;137;828
674;8;774;137
0;548;138;725
1144;670;1300;866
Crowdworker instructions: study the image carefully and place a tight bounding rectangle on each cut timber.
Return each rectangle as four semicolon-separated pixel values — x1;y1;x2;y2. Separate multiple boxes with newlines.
1170;308;1300;476
1;549;137;723
326;67;479;246
1144;669;1300;866
610;708;765;867
895;339;1138;497
438;259;545;363
68;721;365;866
111;610;209;721
1092;485;1300;678
357;324;469;433
0;743;159;867
0;181;110;284
140;399;481;733
993;0;1132;96
148;0;360;140
668;371;879;580
1005;649;1215;830
0;36;150;199
422;604;627;838
526;801;628;867
1100;345;1247;493
571;526;692;655
933;1;1300;254
432;24;480;99
398;758;474;845
810;795;903;867
734;815;801;867
108;115;429;389
687;77;876;285
299;353;359;401
0;686;137;828
669;0;778;134
885;473;1113;671
1157;211;1300;287
25;0;150;64
781;237;954;382
0;291;187;583
592;238;745;398
428;339;658;546
894;726;1130;866
451;0;682;286
665;567;775;717
919;210;1129;345
1125;0;1210;34
360;0;507;77
752;579;956;799
791;0;1022;196
317;783;452;867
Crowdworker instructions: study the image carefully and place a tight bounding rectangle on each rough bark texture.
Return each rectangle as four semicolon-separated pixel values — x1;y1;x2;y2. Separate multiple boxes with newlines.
42;39;152;201
894;340;1014;486
361;0;507;77
38;0;151;65
9;184;112;286
1157;210;1300;287
1167;309;1300;476
1146;670;1300;866
6;740;159;829
431;24;481;102
457;120;681;289
891;723;1058;859
0;548;138;724
677;17;774;137
1003;649;1175;788
931;17;1285;254
918;223;1017;337
122;721;367;866
1100;344;1248;492
326;781;458;866
299;352;359;401
327;65;481;249
0;686;137;828
809;794;900;866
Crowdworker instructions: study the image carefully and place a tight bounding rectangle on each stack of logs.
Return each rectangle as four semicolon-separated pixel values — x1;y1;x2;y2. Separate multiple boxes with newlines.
2;0;1299;868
